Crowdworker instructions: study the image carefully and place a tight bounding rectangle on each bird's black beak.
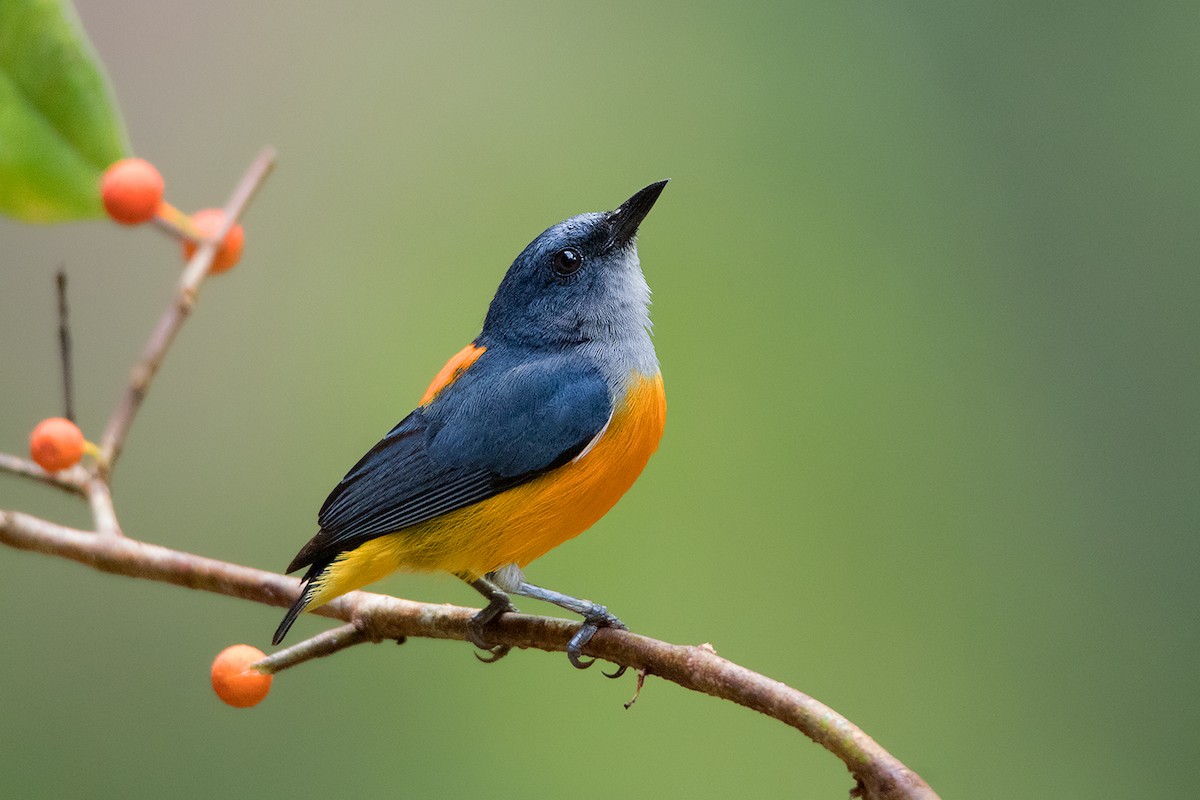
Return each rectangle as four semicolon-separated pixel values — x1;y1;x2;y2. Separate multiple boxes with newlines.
606;180;668;249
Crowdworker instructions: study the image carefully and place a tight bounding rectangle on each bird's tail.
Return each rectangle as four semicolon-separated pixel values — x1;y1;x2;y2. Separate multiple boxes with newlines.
272;561;327;645
272;592;309;646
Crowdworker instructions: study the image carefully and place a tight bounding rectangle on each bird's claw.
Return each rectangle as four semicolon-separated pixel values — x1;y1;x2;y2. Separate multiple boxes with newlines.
473;644;512;663
567;622;599;669
566;605;628;678
604;663;629;679
468;596;517;665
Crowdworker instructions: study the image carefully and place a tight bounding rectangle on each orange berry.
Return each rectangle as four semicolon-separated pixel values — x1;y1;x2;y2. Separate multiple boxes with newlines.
182;209;245;273
210;644;272;708
100;158;164;225
29;417;85;472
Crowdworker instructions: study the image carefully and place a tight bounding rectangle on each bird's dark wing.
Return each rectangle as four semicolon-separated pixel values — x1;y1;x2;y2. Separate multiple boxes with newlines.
285;353;611;573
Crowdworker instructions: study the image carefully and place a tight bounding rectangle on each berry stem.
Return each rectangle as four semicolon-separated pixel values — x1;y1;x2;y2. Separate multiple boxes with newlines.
153;200;205;241
82;441;109;475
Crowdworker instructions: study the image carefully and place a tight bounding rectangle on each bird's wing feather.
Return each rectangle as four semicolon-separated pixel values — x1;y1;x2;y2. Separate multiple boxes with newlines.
286;353;611;573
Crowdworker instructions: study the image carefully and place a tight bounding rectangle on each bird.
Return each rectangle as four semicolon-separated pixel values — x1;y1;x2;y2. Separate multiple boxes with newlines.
273;181;668;672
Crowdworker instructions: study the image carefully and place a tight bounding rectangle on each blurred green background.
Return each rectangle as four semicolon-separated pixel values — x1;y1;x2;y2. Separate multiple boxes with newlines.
2;2;1197;797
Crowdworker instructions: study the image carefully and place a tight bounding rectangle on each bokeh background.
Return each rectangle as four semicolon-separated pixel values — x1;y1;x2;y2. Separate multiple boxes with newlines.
2;2;1197;797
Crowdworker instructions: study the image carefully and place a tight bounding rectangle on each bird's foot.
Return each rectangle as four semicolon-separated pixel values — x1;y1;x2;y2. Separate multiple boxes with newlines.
469;594;517;664
567;605;628;678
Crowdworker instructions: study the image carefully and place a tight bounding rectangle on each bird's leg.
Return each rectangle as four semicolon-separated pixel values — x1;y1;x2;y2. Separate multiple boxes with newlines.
508;579;628;677
459;573;517;663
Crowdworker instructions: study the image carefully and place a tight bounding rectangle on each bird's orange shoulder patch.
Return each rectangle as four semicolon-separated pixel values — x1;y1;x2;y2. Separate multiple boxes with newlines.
421;343;485;405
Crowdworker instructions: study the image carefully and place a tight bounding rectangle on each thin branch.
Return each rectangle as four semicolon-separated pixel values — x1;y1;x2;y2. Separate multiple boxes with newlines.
98;148;277;470
56;269;74;423
0;508;938;800
84;477;121;536
251;623;371;674
0;453;86;496
0;455;116;534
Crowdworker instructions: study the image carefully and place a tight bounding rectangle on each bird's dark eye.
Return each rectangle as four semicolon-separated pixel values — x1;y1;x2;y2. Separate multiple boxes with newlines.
552;248;583;277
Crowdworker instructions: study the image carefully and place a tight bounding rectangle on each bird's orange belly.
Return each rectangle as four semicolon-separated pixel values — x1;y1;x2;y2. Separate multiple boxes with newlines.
310;371;665;606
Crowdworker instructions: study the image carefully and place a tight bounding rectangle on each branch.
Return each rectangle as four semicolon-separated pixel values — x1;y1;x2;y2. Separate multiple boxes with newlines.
0;508;938;800
56;269;75;423
0;453;85;496
251;623;371;674
98;147;277;470
84;476;121;536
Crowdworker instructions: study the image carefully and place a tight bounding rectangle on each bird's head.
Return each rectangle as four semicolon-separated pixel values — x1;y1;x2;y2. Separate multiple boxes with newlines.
479;181;667;350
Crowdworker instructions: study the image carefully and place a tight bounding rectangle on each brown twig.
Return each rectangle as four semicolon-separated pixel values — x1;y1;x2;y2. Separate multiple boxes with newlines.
251;623;371;674
56;269;74;423
0;454;86;496
84;476;121;536
624;668;648;709
0;507;938;800
98;147;277;470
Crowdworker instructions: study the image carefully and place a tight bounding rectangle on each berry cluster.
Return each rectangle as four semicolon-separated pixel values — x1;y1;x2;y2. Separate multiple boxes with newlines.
100;158;245;273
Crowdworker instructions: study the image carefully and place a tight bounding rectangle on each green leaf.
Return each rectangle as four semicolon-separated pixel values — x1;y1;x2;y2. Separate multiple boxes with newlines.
0;0;129;222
